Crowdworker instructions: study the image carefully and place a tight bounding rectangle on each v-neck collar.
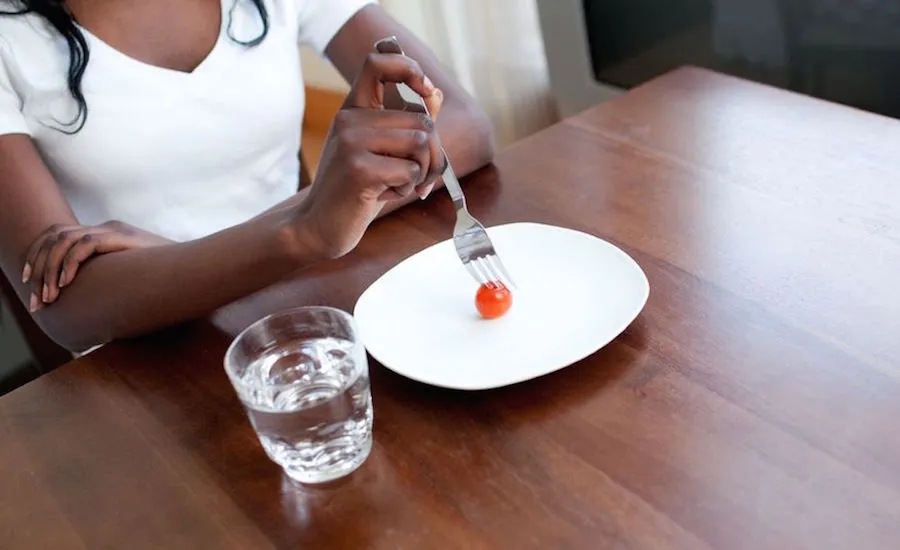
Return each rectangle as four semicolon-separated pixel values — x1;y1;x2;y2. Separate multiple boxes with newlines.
75;0;228;82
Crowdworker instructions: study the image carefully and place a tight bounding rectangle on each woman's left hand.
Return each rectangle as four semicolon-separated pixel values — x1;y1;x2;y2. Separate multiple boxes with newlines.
21;221;170;311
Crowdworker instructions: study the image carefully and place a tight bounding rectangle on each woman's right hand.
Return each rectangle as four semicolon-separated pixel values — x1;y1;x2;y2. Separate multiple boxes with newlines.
292;51;446;260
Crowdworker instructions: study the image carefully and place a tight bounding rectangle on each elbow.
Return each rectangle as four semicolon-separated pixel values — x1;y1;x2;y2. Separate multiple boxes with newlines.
469;105;496;170
33;310;109;354
447;96;495;175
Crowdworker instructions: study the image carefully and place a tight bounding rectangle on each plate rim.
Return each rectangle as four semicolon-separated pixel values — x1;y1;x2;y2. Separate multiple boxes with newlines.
353;222;650;391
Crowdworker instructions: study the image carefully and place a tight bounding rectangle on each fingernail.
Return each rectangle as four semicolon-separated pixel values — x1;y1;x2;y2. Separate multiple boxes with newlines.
29;293;39;313
22;262;31;283
59;269;67;287
423;76;435;93
42;283;49;302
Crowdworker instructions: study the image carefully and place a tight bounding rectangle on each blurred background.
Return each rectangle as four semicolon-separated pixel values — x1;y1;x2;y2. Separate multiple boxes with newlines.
299;0;558;165
5;0;900;391
547;0;900;117
304;0;900;171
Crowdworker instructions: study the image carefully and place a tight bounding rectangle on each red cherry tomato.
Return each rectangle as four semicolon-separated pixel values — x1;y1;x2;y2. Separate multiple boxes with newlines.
475;282;513;319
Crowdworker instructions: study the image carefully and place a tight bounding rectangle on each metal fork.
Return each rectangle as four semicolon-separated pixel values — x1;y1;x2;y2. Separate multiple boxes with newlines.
375;36;515;288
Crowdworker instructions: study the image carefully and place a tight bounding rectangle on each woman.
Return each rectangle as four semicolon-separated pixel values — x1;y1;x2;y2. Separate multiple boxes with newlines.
0;0;494;352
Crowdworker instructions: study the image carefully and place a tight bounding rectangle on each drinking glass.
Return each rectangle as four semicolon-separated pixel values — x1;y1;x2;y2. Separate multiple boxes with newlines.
224;307;373;484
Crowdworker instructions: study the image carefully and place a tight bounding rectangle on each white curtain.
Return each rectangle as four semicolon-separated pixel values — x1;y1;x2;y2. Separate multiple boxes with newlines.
380;0;558;146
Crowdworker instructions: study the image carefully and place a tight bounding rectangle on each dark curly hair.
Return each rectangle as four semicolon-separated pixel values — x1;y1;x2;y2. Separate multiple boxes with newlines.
0;0;269;133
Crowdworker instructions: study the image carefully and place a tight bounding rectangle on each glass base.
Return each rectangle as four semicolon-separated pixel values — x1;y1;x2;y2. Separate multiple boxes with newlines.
281;435;373;485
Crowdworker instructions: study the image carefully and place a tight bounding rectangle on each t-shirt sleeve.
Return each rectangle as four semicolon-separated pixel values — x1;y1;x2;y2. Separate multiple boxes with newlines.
296;0;376;54
0;50;30;137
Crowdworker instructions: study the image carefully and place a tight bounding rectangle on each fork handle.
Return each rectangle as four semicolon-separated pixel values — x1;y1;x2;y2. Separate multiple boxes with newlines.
374;36;468;210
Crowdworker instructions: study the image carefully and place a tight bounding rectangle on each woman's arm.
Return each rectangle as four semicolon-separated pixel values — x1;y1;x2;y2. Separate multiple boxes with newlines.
326;4;496;180
0;53;443;352
0;132;318;351
22;38;458;311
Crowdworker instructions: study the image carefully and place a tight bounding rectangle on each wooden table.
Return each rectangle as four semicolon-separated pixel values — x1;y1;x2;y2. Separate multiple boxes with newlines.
3;67;900;549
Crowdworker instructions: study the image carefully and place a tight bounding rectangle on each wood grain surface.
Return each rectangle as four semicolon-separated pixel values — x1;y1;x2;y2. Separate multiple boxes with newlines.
3;67;900;549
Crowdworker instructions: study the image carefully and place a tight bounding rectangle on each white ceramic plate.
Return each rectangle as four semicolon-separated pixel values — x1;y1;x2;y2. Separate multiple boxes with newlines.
353;222;649;390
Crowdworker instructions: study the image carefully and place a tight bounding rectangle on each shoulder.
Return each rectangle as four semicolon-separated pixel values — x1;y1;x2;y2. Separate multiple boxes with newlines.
292;0;375;25
0;8;63;71
0;5;56;43
292;0;375;52
0;8;70;135
0;9;68;83
0;8;49;133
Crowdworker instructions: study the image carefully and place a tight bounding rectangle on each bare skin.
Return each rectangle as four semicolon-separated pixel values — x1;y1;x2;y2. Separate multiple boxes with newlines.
0;2;494;352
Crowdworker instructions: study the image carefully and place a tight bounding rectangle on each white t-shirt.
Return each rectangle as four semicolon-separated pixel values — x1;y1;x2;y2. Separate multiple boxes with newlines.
0;0;372;242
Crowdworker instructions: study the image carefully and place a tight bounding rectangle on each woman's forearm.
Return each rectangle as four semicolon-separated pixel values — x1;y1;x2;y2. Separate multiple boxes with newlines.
33;210;315;352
